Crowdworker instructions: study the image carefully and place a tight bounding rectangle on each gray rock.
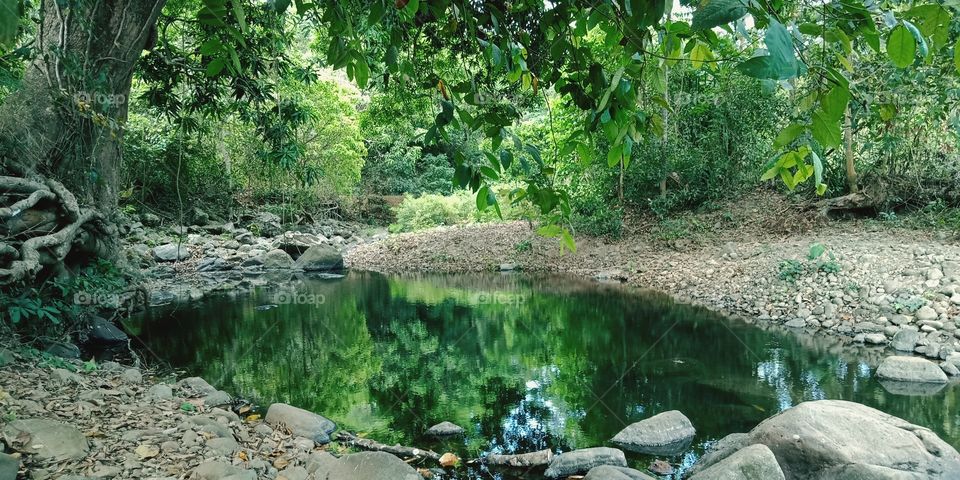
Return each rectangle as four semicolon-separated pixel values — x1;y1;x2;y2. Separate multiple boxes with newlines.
426;421;464;437
610;410;695;455
177;377;231;406
272;232;325;259
0;452;19;479
147;384;174;401
294;245;344;272
0;348;12;366
277;466;309;480
891;329;920;351
784;319;806;328
544;447;627;478
307;452;420;480
863;333;886;344
2;419;89;461
687;433;750;477
141;212;161;226
916;305;938;321
206;436;238;456
193;460;255;480
85;317;128;344
264;403;336;444
120;368;143;384
688;444;784;480
153;243;190;262
876;355;948;384
484;449;553;468
693;400;960;478
43;340;80;359
259;249;294;270
583;465;656;480
941;362;960;376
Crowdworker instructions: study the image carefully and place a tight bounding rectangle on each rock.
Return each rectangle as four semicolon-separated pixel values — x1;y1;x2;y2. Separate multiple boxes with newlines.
308;452;420;480
941;362;960;376
264;403;337;444
294;245;344;272
206;437;239;456
583;465;656;480
120;368;143;383
0;348;12;366
499;263;518;271
692;400;960;478
193;460;256;480
891;329;920;351
43;340;80;359
141;212;161;226
0;453;19;480
272;232;325;259
426;421;464;437
135;444;160;459
85;317;128;344
190;207;210;226
484;449;553;468
610;410;695;455
647;459;673;476
51;367;83;385
687;433;750;477
147;384;174;401
688;444;784;480
259;249;295;270
249;212;282;237
177;377;231;407
863;333;886;344
876;355;948;384
784;318;806;328
277;466;309;480
153;243;190;262
916;305;938;321
543;447;627;478
2;419;89;461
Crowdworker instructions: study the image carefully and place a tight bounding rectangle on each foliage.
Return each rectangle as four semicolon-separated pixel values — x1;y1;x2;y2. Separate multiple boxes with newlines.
778;244;842;283
390;187;539;233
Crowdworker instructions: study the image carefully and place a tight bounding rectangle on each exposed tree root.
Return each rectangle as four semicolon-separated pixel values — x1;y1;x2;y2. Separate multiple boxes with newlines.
0;169;112;286
334;431;441;461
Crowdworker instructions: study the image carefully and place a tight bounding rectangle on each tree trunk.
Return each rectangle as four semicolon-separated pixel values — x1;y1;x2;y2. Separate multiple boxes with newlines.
0;0;165;285
0;0;166;210
844;105;858;194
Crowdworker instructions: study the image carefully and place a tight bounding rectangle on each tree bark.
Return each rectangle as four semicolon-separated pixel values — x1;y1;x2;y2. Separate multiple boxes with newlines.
0;0;166;211
844;105;858;194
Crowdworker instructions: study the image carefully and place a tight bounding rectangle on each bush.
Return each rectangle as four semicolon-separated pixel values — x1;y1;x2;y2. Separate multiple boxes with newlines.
389;187;536;233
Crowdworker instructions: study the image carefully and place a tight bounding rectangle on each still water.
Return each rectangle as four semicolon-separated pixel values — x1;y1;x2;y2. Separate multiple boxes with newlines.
128;271;960;478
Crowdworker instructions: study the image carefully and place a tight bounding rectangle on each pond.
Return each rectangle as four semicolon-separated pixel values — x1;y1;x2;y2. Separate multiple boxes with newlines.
127;271;960;478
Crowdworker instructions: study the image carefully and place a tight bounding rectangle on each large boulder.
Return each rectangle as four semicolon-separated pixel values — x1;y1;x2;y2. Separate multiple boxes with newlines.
307;451;420;480
2;419;89;461
688;444;784;480
691;400;960;479
85;317;128;345
583;465;656;480
153;243;190;262
259;249;295;270
249;212;282;237
272;232;326;259
295;244;344;272
543;447;627;478
891;329;920;352
265;403;337;444
610;410;695;455
876;355;948;384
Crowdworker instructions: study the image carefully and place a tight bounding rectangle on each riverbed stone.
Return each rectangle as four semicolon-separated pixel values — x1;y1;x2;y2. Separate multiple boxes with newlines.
692;400;960;478
688;444;784;480
307;452;420;480
876;355;948;384
264;403;336;444
610;410;695;455
426;421;464;437
153;243;190;262
294;245;344;271
0;348;12;367
583;465;655;480
85;317;128;344
916;306;938;321
120;368;143;383
146;384;174;401
2;419;89;461
544;447;627;478
891;328;920;351
484;449;553;468
193;460;256;480
260;249;295;270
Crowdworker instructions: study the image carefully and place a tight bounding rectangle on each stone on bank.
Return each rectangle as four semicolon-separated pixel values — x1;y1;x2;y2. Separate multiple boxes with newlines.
876;355;948;384
264;403;337;444
543;447;627;478
610;410;696;455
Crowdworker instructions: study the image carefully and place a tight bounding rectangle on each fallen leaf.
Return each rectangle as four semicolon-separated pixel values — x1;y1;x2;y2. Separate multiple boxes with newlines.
439;452;459;468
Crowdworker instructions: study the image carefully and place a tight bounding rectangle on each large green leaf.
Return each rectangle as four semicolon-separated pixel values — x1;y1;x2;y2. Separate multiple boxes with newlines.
736;20;805;80
907;4;951;50
691;0;747;31
821;85;849;122
773;123;806;148
887;24;916;68
811;109;841;148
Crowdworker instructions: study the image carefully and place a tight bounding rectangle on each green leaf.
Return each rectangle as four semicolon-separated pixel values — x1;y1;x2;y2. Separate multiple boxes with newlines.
477;185;489;211
537;224;562;237
480;166;500;180
205;58;227;77
955;38;960;73
902;20;928;58
760;164;780;181
368;1;387;25
232;1;248;34
690;41;713;70
773;123;806;148
808;243;826;260
691;0;747;31
811;109;842;148
607;143;623;167
353;55;369;88
821;85;849;122
561;229;577;253
736;20;805;80
887;24;916;68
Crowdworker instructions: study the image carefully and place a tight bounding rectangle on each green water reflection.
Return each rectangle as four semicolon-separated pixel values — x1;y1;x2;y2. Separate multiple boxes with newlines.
130;271;960;478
